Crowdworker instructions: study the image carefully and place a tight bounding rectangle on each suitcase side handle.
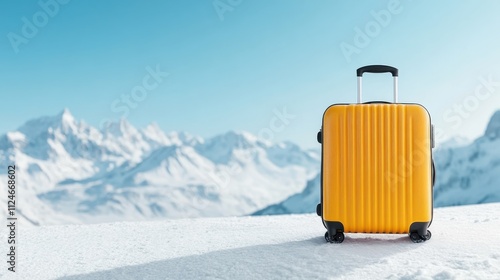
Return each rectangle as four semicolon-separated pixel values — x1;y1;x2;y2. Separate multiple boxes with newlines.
356;65;399;103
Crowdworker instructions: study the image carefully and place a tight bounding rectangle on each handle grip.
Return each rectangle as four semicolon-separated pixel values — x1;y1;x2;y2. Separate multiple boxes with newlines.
356;65;399;103
356;65;398;77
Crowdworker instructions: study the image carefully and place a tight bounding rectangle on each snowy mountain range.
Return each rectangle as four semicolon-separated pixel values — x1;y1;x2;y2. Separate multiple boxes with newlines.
0;109;319;226
433;110;500;207
255;110;500;215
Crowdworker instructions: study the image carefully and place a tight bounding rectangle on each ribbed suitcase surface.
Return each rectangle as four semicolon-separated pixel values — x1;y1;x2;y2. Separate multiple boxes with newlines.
322;103;432;234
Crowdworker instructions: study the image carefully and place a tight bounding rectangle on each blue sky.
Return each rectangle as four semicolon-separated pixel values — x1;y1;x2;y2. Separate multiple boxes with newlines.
1;0;500;148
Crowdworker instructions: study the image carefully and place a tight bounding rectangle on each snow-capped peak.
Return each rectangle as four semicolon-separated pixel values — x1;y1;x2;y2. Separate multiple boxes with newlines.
205;130;259;149
60;108;75;125
18;108;78;137
143;122;164;136
484;110;500;139
193;131;264;164
141;122;171;145
102;118;139;138
166;131;203;146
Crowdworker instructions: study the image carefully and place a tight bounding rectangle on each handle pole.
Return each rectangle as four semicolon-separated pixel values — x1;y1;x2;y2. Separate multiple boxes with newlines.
394;77;398;103
357;77;362;103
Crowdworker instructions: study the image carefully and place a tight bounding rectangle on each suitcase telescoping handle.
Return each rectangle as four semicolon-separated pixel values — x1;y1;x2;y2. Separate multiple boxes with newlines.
356;65;399;103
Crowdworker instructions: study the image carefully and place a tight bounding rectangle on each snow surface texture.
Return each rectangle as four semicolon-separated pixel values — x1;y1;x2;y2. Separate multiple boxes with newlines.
1;203;499;280
255;110;500;216
0;109;319;226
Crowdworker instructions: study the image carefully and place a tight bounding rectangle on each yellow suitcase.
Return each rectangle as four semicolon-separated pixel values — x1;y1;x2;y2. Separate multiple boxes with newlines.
316;65;435;243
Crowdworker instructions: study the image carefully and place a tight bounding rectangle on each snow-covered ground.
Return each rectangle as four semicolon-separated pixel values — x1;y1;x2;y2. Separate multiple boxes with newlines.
2;203;499;280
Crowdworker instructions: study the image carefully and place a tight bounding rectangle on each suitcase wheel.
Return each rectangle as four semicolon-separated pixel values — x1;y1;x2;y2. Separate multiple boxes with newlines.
409;230;432;243
325;231;345;243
